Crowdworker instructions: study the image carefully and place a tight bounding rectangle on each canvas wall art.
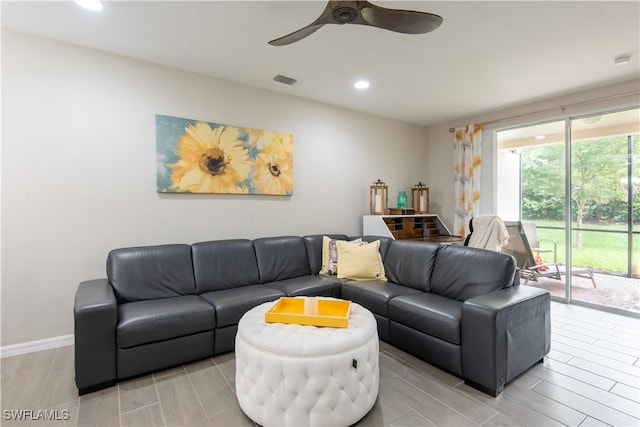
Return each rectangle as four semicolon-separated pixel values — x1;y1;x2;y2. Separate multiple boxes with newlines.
156;114;293;195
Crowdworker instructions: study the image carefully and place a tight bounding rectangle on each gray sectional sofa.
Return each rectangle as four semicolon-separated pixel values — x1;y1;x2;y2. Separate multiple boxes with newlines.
74;234;550;397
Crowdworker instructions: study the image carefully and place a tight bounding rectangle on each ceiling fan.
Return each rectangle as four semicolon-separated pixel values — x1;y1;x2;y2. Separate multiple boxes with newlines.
268;0;443;46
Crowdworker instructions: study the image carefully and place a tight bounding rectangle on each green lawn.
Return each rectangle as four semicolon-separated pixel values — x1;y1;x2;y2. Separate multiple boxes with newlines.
528;219;639;274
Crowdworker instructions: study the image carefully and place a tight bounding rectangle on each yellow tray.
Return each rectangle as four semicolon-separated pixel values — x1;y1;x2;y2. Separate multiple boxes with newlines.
265;297;351;328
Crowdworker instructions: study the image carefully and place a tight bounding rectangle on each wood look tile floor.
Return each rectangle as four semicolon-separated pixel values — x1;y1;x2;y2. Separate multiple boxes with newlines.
1;301;639;426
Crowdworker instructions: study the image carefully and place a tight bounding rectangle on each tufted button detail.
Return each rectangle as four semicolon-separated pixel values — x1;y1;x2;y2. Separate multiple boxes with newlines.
235;299;379;427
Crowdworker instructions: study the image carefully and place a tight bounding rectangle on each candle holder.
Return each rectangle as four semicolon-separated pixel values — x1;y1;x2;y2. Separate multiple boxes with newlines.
412;182;430;214
370;179;388;215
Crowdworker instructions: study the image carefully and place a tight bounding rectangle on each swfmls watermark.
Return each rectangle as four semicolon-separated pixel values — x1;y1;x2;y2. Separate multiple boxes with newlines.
3;409;70;422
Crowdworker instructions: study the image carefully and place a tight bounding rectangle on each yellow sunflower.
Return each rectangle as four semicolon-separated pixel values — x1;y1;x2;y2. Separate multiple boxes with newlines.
249;131;293;195
169;122;250;193
253;149;293;195
260;132;293;157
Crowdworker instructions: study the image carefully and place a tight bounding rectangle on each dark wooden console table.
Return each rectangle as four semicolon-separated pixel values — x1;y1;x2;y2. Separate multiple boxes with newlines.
362;214;463;244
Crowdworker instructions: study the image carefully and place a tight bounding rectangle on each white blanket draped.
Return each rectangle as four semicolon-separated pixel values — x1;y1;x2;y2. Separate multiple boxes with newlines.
467;215;509;252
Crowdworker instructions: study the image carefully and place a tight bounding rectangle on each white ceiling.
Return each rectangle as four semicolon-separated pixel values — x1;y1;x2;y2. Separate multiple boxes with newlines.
2;1;639;127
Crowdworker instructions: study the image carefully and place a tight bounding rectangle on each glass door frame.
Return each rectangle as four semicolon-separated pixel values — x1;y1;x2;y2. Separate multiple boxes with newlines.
564;118;572;303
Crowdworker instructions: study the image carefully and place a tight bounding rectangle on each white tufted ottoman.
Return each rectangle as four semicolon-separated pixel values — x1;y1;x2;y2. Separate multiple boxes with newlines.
235;299;379;427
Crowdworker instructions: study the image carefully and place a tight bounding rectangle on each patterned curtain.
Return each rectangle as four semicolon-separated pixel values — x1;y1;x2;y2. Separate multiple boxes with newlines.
453;124;483;237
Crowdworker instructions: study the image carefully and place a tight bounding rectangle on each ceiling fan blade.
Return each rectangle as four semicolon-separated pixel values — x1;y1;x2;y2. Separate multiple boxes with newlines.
268;1;336;46
359;3;443;34
268;24;326;46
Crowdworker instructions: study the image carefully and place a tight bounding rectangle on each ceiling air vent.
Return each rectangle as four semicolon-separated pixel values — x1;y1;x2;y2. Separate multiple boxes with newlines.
273;75;297;85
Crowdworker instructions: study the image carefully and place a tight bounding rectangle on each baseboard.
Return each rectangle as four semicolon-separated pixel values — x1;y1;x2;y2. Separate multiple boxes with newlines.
1;334;74;358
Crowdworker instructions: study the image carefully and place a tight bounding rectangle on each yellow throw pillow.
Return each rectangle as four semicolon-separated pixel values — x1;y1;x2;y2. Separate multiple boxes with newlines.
320;236;362;275
336;240;387;281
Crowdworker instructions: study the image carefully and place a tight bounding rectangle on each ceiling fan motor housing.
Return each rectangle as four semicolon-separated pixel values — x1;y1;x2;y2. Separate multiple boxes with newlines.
332;6;358;24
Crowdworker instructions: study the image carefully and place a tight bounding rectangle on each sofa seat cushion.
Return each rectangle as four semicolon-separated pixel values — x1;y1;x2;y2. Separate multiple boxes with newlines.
200;285;285;328
117;295;215;349
341;280;420;317
389;293;463;345
265;275;342;297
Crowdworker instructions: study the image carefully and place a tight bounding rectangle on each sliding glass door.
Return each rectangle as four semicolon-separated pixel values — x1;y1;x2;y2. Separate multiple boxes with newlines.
497;120;568;297
497;107;640;314
569;109;639;310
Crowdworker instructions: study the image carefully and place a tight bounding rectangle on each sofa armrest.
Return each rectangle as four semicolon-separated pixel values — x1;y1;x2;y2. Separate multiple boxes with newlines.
74;279;118;394
511;268;521;287
461;286;550;396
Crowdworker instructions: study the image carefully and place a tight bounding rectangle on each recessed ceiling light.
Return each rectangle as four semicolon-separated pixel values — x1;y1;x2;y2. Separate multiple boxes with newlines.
75;0;104;12
534;135;546;140
614;55;631;65
354;80;370;90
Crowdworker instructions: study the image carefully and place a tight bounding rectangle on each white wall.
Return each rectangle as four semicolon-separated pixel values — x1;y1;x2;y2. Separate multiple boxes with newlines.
0;30;429;347
427;78;640;230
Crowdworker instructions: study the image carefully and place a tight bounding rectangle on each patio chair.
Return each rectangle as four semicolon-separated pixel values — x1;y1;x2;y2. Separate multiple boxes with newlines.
523;223;557;263
502;221;596;288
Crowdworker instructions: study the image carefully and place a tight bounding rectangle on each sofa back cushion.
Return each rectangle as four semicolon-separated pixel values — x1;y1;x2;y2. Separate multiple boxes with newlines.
303;234;349;275
429;245;516;301
107;244;196;303
192;239;260;293
384;240;439;291
254;236;311;283
358;236;393;259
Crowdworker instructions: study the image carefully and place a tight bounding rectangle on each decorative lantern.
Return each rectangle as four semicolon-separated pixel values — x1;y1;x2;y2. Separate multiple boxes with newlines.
412;182;430;214
370;179;388;215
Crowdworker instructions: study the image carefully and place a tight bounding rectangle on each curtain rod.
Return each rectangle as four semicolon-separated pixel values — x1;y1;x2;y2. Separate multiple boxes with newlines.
448;89;640;132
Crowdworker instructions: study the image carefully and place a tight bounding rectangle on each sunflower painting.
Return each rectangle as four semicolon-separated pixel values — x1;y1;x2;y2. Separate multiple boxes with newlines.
156;114;293;195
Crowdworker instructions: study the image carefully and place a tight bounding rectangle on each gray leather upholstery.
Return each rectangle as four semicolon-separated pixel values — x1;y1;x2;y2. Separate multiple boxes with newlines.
192;239;260;292
389;293;462;344
254;236;311;283
389;321;462;376
200;285;284;328
117;296;215;348
74;279;118;394
265;275;342;297
214;325;239;354
340;280;420;317
75;233;549;398
108;244;196;303
383;240;438;292
117;331;214;380
429;245;516;301
461;285;551;396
